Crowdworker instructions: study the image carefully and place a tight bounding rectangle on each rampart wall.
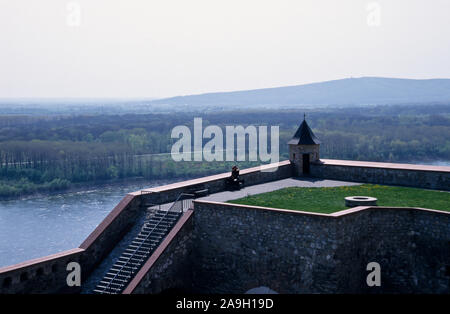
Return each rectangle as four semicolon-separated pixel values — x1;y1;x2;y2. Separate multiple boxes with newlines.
311;159;450;191
191;201;450;294
1;159;449;294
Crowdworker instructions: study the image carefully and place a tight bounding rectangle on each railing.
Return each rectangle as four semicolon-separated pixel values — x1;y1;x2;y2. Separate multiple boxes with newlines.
143;203;161;226
182;197;194;211
97;192;194;294
170;193;195;213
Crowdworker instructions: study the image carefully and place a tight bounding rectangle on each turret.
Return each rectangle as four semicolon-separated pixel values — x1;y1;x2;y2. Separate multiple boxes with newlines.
288;115;320;176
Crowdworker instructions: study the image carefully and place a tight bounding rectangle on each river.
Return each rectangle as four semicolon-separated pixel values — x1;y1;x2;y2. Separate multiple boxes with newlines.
0;179;178;268
404;160;450;167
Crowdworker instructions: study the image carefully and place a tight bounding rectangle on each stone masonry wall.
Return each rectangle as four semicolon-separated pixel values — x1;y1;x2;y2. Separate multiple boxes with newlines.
334;208;450;293
124;210;195;294
289;144;320;176
0;161;290;294
192;201;341;293
310;160;450;191
0;249;84;294
139;160;293;205
192;201;450;294
79;194;142;276
2;159;449;294
0;193;142;294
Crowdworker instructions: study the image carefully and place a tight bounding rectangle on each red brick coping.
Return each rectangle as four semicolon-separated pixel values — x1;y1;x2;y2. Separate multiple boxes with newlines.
0;194;137;275
0;248;84;275
0;160;287;277
131;160;292;195
79;194;135;249
122;201;449;293
318;159;450;173
193;199;450;218
1;158;447;289
122;209;194;294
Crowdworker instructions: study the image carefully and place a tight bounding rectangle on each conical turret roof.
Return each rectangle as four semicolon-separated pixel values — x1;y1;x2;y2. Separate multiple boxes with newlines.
288;118;320;145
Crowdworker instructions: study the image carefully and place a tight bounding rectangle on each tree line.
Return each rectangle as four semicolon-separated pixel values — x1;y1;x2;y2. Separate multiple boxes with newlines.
0;103;448;198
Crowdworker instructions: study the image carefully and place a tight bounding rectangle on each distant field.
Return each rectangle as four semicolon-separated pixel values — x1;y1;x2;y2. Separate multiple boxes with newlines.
228;184;450;214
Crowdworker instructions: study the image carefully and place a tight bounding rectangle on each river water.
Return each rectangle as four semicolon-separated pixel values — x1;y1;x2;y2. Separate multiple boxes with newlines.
0;179;177;268
405;160;450;167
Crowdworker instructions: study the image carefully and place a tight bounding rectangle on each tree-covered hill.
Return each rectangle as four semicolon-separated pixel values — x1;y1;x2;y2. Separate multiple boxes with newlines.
149;77;450;107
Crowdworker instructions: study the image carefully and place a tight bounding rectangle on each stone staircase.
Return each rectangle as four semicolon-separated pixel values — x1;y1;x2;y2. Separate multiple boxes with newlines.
92;194;193;294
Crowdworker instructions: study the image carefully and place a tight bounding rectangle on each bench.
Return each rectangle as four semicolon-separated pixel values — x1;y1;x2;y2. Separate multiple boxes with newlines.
194;189;209;197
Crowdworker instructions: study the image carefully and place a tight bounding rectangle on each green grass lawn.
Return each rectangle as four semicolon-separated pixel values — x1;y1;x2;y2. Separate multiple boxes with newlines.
228;184;450;214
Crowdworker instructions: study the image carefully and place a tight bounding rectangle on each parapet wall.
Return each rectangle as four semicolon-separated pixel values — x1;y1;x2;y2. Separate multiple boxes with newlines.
136;160;293;205
1;158;448;294
192;201;450;294
123;210;195;294
79;194;142;273
0;160;291;294
0;249;84;294
0;193;142;294
337;206;450;293
311;159;450;191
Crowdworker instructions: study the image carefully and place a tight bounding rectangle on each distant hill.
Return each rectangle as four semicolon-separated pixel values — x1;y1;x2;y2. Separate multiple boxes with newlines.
149;77;450;107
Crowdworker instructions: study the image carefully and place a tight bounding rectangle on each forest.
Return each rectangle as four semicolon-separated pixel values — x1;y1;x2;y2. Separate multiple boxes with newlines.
0;103;449;198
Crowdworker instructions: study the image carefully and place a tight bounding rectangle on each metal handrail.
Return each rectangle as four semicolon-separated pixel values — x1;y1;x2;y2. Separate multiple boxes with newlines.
98;193;193;293
143;203;161;226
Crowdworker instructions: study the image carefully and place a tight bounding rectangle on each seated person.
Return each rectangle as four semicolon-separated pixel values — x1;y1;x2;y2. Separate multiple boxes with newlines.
226;165;244;190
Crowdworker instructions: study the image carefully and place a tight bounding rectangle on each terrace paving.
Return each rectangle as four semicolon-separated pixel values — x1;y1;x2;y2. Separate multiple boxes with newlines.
154;177;361;211
197;177;361;203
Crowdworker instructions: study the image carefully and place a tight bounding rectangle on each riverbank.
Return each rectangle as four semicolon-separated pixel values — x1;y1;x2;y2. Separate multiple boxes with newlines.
1;159;449;201
0;175;199;201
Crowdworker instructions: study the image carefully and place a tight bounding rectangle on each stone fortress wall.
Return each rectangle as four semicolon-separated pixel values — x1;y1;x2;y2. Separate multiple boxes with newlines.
0;194;143;294
191;201;450;294
0;161;291;294
0;159;449;294
311;159;450;191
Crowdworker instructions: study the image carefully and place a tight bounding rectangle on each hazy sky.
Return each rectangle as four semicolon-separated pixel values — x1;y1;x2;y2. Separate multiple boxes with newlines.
1;0;449;98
